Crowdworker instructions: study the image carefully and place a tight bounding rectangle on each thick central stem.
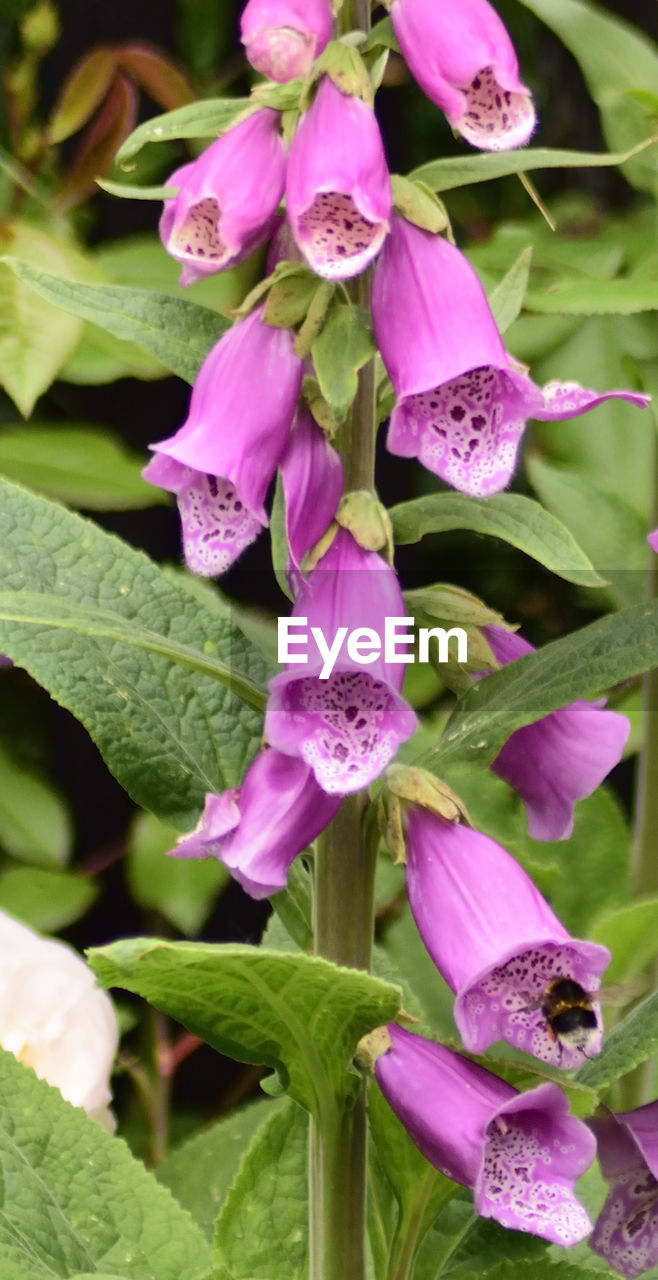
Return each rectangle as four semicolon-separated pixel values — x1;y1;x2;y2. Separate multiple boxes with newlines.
309;2;377;1266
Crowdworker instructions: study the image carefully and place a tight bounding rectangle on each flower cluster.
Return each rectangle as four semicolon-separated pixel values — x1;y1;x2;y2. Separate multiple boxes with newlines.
142;0;653;1262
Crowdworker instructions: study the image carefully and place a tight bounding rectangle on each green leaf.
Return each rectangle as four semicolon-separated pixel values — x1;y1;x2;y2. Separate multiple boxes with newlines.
311;303;376;421
368;1083;457;1280
0;1047;212;1278
156;1098;279;1240
488;246;533;333
2;258;229;384
213;1100;308;1280
419;598;658;772
127;811;228;936
525;275;658;316
579;992;658;1090
517;0;658;193
0;222;85;415
98;177;178;200
414;1195;549;1280
0;424;163;510
0;478;266;830
88;938;401;1115
0;740;71;866
589;898;658;987
410;139;656;192
116;98;252;163
526;454;648;609
0;866;97;931
389;492;605;588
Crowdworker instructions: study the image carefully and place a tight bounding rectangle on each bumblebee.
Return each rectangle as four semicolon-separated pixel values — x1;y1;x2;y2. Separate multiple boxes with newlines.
538;977;599;1057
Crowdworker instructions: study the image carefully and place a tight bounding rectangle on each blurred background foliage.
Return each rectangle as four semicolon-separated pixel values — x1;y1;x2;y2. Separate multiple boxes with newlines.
0;0;655;1160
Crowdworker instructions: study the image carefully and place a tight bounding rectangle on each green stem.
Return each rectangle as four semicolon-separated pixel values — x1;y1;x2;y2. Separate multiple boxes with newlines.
309;8;377;1276
309;803;379;1279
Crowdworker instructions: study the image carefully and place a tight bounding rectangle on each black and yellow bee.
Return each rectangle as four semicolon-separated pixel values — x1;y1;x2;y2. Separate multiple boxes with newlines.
538;977;599;1057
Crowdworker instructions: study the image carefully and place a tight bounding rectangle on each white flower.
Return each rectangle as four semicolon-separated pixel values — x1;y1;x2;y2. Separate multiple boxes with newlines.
0;909;119;1127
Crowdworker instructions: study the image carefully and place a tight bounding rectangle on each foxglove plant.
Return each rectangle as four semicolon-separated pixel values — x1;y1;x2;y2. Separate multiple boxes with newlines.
171;747;341;899
390;0;536;150
372;215;650;496
240;0;333;82
403;807;610;1068
4;2;656;1278
286;75;392;278
160;108;286;285
649;530;658;553
589;1104;658;1278
266;527;417;793
143;303;303;575
482;625;630;839
370;1024;595;1244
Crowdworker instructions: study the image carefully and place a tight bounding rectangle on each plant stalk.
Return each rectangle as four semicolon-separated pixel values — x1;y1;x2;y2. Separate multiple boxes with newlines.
309;3;377;1262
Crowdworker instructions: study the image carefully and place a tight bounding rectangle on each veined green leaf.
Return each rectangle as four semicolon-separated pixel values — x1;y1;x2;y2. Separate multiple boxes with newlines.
579;991;658;1090
88;938;401;1116
0;1048;211;1279
388;492;605;588
116;97;252;163
2;258;228;384
156;1098;279;1240
0;477;267;830
213;1100;308;1280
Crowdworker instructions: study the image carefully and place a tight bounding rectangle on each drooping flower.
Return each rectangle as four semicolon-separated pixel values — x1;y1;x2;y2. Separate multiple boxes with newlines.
143;304;303;576
391;0;536;151
240;0;332;83
265;527;417;793
589;1103;658;1279
404;808;610;1069
648;529;658;554
171;747;340;899
372;216;651;497
482;625;630;841
279;405;343;584
286;75;392;279
372;1024;595;1244
160;108;286;286
0;910;118;1128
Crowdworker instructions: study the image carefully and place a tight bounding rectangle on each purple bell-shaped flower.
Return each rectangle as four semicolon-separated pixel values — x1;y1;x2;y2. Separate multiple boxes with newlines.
372;216;650;496
373;1024;595;1244
391;0;536;151
170;747;341;899
404;808;610;1069
483;625;630;841
240;0;332;83
266;528;417;793
143;304;303;576
286;75;392;279
160;108;286;286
